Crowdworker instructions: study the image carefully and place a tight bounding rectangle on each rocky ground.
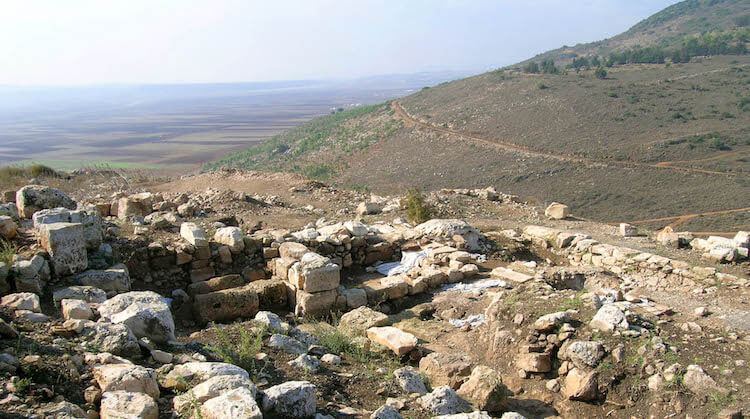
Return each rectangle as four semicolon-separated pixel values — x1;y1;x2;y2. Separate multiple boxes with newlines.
0;168;747;419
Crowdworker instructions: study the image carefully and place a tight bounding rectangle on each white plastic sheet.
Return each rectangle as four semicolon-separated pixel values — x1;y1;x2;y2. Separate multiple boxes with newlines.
375;251;427;276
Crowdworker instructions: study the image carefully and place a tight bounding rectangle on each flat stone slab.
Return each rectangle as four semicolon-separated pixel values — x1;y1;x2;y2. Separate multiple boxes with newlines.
491;267;533;283
366;326;418;356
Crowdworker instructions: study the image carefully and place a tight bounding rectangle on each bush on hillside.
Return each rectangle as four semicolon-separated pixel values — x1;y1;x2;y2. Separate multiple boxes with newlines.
404;188;432;225
523;62;540;74
595;67;607;79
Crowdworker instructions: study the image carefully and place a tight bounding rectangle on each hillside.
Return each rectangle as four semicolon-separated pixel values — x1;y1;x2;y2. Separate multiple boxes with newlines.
522;0;750;66
208;1;750;232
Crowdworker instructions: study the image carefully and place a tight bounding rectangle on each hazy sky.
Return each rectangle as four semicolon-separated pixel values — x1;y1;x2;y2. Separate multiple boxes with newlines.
1;0;681;85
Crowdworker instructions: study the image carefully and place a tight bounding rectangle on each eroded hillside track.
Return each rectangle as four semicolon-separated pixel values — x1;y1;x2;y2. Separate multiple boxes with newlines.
391;101;738;177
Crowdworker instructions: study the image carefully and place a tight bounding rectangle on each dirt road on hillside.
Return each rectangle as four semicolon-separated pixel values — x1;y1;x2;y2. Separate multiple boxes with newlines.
391;101;737;176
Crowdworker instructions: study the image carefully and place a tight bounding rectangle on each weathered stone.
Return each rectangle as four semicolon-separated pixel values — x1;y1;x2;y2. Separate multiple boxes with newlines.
16;185;76;218
245;279;288;311
1;292;41;312
79;322;140;358
590;304;629;332
371;405;401;419
560;341;605;369
339;307;390;336
419;352;472;389
75;264;131;293
394;367;427;395
0;216;16;239
684;364;725;395
39;222;88;276
173;375;256;413
341;287;368;308
415;219;484;251
367;327;418;356
279;242;311;260
545;203;569;220
288;354;320;373
563;368;598;401
93;364;159;398
180;222;208;247
619;223;637;237
61;299;93;320
100;391;158;419
295;289;337;317
288;253;340;293
533;311;570;332
53;286;107;306
457;366;508;412
268;334;307;355
261;381;317;418
515;353;552;373
201;387;262;419
214;227;245;253
187;274;245;296
491;267;532;284
418;386;468;415
193;285;259;325
162;362;250;391
98;291;176;344
255;311;286;333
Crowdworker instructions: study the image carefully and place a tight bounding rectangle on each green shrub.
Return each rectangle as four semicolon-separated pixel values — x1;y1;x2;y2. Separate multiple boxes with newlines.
537;83;548;90
594;67;607;79
523;62;539;74
313;324;369;363
0;240;16;267
404;188;432;224
208;325;264;379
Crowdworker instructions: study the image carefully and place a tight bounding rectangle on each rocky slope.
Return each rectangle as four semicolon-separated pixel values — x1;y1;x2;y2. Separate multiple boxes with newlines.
0;169;747;418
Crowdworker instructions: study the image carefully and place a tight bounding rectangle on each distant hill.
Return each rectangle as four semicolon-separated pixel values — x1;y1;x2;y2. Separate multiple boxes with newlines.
208;0;750;232
521;0;750;67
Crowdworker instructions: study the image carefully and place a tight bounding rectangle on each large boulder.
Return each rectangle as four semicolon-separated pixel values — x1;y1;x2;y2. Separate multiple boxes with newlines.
339;306;389;336
1;293;41;312
589;304;629;333
100;391;158;419
79;321;141;358
193;285;259;325
288;253;340;293
98;291;175;344
279;242;311;260
117;193;154;219
563;368;598;401
261;381;317;418
418;386;468;415
456;366;507;412
545;203;570;220
16;185;76;219
75;264;131;294
12;255;49;294
0;215;17;240
394;367;427;395
39;222;88;276
173;375;257;413
34;207;103;250
214;227;245;253
53;286;107;307
162;362;250;391
560;341;605;369
419;352;472;389
201;387;262;419
366;326;418;356
180;222;208;247
93;364;159;398
415;219;484;251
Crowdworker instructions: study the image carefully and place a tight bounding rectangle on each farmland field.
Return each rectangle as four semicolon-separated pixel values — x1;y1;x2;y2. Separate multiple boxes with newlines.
0;73;464;172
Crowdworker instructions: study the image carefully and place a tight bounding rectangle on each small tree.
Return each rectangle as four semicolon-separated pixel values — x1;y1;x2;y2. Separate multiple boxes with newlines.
594;67;607;79
404;188;432;224
523;62;540;74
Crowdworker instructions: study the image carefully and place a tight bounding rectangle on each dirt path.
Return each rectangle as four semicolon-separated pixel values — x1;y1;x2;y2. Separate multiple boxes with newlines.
656;148;750;167
391;101;736;177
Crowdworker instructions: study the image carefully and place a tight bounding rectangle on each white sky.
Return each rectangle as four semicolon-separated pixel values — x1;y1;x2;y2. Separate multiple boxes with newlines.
0;0;681;85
